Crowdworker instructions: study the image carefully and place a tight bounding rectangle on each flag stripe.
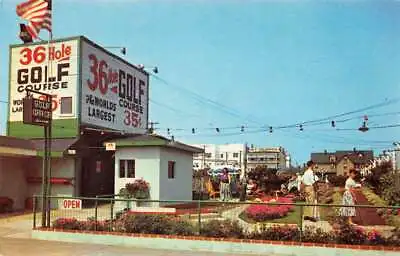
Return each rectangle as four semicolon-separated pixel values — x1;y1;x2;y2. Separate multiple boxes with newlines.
16;0;52;39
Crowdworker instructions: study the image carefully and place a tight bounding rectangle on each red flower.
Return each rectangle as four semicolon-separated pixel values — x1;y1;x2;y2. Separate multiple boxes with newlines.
245;196;294;222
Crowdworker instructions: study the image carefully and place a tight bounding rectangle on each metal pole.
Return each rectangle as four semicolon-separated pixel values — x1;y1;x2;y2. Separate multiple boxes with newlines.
41;126;48;227
197;200;201;235
110;199;114;231
45;26;53;227
33;196;37;229
94;199;98;231
46;104;52;227
299;205;304;242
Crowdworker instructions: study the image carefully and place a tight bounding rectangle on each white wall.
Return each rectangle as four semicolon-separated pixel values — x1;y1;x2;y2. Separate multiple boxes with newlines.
159;148;193;202
0;156;28;210
192;143;246;170
26;158;76;200
114;147;160;200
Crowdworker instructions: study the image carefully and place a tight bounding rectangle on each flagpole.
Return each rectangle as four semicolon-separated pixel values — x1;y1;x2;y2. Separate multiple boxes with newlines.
45;0;53;227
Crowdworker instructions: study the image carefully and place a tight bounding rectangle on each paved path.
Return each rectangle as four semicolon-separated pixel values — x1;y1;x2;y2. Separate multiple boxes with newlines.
0;214;283;256
0;236;280;256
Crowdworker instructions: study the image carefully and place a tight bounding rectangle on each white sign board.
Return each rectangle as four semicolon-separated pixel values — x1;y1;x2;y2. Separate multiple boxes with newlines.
60;199;82;210
105;142;116;151
9;39;79;121
80;40;149;133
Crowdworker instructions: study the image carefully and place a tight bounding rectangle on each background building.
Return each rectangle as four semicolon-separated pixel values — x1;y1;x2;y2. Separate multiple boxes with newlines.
109;135;203;208
246;146;287;171
311;150;374;176
191;143;246;171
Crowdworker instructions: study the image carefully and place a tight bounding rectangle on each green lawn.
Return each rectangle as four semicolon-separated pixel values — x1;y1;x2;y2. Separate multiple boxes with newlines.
319;187;342;222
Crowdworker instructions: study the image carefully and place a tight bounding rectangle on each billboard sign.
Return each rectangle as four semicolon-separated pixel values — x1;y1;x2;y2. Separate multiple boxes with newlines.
80;40;149;134
22;97;52;126
9;39;79;122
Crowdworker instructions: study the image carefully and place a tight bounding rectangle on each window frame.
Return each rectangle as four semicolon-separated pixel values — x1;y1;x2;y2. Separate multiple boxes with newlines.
168;161;175;179
119;159;136;178
60;96;73;116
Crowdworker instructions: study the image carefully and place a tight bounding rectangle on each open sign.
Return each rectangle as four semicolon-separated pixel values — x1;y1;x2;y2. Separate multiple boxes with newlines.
61;199;82;210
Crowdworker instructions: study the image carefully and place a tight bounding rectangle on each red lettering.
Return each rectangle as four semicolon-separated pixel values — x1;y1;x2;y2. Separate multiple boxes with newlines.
65;46;71;56
48;43;72;61
63;200;68;208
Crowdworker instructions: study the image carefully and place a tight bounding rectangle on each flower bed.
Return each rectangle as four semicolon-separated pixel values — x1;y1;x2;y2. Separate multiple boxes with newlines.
243;196;295;222
50;215;400;247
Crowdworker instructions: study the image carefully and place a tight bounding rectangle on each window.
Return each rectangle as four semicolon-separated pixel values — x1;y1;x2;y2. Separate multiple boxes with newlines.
60;97;73;114
119;160;125;178
119;159;135;178
206;153;212;158
127;160;135;178
233;153;239;158
168;161;175;179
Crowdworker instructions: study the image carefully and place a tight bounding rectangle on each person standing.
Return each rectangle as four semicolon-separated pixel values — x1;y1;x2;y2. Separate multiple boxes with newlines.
301;160;319;222
239;172;247;201
219;168;231;201
340;169;361;224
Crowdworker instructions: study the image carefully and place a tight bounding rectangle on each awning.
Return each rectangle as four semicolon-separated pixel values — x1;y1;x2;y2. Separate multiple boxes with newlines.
30;138;79;157
0;136;37;157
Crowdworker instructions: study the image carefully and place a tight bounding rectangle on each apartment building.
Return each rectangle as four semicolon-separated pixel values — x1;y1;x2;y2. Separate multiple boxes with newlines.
191;144;246;171
246;147;287;171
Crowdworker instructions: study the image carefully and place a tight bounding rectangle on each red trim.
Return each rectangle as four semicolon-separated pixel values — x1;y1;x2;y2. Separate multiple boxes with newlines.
34;228;400;252
26;177;73;185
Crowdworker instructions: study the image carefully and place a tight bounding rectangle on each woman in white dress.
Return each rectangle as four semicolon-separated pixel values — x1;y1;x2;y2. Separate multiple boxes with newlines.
340;169;361;224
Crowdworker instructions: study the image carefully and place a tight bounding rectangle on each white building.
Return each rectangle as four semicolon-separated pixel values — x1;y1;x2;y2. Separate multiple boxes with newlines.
108;135;203;206
191;143;246;171
247;146;287;171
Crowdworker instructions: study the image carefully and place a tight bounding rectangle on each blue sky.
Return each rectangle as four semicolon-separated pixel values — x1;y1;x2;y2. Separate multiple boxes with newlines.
1;0;400;164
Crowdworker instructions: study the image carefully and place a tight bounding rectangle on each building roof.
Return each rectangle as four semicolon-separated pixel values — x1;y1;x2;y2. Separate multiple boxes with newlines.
0;136;36;150
30;138;78;156
105;134;204;154
311;150;374;165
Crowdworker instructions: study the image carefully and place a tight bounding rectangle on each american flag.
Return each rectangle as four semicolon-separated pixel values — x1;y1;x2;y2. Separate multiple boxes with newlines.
16;0;52;39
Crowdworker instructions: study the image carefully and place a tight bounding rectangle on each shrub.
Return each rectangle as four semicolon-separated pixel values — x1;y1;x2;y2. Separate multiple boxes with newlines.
302;226;335;244
244;197;294;222
366;230;387;245
201;219;244;238
387;228;400;246
334;221;368;245
327;175;346;187
52;218;81;230
364;162;392;195
380;173;400;205
0;197;13;213
119;178;151;199
250;225;299;241
120;214;194;236
80;220;111;231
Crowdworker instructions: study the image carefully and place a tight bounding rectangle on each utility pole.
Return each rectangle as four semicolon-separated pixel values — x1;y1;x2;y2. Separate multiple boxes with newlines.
148;121;159;134
239;150;242;171
202;145;206;169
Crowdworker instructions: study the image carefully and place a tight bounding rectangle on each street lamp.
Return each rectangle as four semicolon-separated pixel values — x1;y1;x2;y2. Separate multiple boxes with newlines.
137;64;159;74
104;46;126;55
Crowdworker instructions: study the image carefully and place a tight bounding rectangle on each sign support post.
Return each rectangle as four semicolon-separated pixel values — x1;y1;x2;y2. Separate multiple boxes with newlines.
23;89;52;228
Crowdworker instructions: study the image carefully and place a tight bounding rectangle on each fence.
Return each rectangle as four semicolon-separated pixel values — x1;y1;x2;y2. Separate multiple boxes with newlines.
32;195;400;246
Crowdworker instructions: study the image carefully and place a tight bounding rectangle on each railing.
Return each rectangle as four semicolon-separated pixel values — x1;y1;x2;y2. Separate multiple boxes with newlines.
32;195;400;246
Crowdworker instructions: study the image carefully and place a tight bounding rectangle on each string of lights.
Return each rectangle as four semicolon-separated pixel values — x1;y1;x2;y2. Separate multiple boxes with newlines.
157;112;400;135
